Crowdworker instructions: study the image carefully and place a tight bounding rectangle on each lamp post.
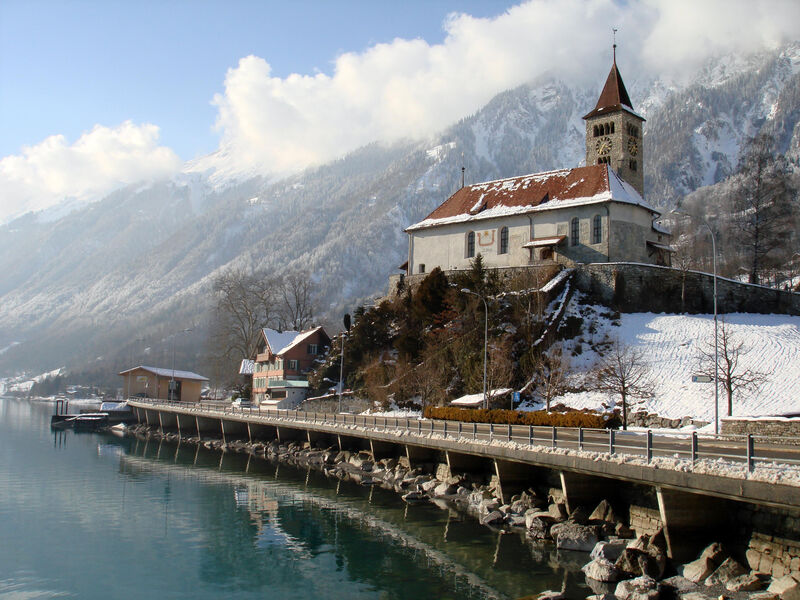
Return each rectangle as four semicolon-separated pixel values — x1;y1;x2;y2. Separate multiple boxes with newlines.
461;288;488;409
338;313;351;414
170;328;193;402
671;211;719;434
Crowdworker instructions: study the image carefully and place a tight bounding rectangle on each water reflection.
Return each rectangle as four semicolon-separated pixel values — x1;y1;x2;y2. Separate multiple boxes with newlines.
116;436;590;599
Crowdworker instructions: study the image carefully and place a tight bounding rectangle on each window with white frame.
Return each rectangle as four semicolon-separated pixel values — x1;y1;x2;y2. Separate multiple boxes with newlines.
499;226;509;254
570;218;580;246
466;231;475;258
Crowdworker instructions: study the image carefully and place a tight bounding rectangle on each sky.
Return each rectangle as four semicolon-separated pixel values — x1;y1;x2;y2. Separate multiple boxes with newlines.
1;0;800;224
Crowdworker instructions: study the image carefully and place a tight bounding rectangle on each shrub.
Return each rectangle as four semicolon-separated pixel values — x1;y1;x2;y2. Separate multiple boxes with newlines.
423;406;611;428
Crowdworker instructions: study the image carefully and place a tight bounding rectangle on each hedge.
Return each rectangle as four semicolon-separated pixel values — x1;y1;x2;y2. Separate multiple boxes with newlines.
422;406;611;429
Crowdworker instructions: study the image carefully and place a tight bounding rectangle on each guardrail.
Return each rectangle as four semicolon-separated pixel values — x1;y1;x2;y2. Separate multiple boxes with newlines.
128;399;800;475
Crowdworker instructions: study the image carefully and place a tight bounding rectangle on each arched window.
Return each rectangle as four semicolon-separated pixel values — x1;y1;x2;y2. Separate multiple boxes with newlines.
592;215;602;244
570;218;580;246
466;231;475;258
593;125;599;137
629;159;637;172
610;122;615;134
598;156;610;165
499;226;509;254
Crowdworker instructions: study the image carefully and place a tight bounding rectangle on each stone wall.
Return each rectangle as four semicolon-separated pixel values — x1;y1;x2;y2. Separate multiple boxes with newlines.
737;504;800;578
721;418;800;444
629;505;663;537
573;262;800;315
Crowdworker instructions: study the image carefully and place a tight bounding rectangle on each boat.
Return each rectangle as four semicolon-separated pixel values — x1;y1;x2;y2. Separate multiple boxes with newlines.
110;423;127;437
50;414;109;432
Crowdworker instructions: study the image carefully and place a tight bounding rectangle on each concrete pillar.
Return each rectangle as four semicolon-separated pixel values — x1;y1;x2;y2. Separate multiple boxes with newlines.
657;487;727;563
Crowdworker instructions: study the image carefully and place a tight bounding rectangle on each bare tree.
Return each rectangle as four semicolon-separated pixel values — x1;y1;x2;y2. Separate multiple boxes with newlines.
277;271;316;331
733;133;794;284
697;318;766;417
486;336;514;404
208;269;278;385
531;344;569;411
594;339;654;430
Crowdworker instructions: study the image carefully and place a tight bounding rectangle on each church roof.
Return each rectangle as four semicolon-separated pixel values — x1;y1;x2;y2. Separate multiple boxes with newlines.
405;164;657;232
583;59;644;121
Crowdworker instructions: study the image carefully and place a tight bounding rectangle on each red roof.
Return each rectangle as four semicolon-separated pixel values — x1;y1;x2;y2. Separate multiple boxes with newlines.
406;165;656;232
583;60;643;121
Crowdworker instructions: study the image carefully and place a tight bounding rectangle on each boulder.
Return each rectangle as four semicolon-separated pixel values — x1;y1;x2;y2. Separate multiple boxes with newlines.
703;557;747;587
697;542;726;565
767;575;800;600
591;540;629;563
582;557;623;583
589;499;619;524
506;515;527;528
526;516;553;541
548;502;568;521
616;548;661;579
401;491;426;503
725;572;765;592
615;523;635;538
421;479;439;493
534;591;566;600
550;521;600;552
480;511;505;526
614;575;661;600
569;505;592;524
479;498;501;514
679;556;715;583
433;482;457;496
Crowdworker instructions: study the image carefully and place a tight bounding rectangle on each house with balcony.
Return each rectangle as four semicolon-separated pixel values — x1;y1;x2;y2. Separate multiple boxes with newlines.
250;326;330;408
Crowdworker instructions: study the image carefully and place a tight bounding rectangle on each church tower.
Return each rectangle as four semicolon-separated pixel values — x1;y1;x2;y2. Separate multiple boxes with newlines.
583;47;645;197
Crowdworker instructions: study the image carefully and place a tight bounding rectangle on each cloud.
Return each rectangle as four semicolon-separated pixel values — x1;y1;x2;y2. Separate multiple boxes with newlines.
0;121;181;224
209;0;800;178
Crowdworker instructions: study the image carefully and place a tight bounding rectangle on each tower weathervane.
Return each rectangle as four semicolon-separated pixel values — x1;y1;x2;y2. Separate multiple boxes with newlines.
612;28;618;62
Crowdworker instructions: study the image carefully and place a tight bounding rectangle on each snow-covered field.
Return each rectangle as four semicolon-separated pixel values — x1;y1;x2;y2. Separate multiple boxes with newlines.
553;298;800;421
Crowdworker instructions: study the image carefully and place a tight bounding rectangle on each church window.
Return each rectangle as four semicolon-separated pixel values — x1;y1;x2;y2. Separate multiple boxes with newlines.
419;263;425;274
610;122;615;134
570;218;579;246
593;125;600;137
598;156;610;165
629;159;637;172
499;226;509;254
592;215;602;244
466;231;475;258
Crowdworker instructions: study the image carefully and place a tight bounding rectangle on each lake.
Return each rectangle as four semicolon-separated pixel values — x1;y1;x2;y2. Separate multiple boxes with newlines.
0;397;592;599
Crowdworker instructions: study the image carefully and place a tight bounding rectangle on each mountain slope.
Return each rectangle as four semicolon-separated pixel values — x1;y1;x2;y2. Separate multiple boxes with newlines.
1;43;799;378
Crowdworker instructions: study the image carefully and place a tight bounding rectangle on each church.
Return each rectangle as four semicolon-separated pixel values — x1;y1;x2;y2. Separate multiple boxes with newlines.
403;52;672;275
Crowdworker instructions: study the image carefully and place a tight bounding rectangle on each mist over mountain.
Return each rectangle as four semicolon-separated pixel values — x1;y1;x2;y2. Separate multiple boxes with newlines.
1;43;799;381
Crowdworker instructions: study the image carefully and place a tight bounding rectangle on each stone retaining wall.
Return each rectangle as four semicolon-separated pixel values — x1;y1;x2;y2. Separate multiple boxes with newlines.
721;418;800;444
629;505;663;537
573;263;800;315
738;505;800;578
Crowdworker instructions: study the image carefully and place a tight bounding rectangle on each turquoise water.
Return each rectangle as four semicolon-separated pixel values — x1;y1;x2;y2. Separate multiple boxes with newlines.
0;398;591;599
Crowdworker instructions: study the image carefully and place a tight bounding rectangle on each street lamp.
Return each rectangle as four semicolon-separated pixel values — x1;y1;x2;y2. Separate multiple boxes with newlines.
670;210;719;434
461;288;488;409
170;328;193;402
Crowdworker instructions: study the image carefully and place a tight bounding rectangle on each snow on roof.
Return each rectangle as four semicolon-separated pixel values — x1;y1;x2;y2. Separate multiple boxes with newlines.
118;365;209;381
262;328;300;355
406;165;657;232
522;235;566;248
239;359;255;375
275;326;326;355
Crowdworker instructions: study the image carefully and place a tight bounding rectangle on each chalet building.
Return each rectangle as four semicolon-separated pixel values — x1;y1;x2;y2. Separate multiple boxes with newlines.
250;326;330;408
119;365;208;402
404;52;672;275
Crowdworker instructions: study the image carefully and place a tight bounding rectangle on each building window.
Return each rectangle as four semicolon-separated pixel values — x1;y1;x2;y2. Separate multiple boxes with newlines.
307;344;318;355
598;156;610;165
288;360;298;371
629;159;637;172
499;226;509;254
570;218;579;246
418;263;425;274
466;231;475;258
592;215;602;244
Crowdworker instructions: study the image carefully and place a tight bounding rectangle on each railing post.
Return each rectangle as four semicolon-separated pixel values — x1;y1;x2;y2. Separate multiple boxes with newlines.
578;427;584;451
528;425;533;446
489;423;493;443
747;434;755;473
473;422;477;440
418;420;421;435
430;420;434;435
646;430;653;463
458;421;462;439
551;426;557;449
508;424;512;442
691;431;698;464
609;430;615;455
444;420;447;438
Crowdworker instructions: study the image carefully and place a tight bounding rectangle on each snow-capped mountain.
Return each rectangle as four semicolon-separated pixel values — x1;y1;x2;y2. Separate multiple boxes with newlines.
1;43;798;378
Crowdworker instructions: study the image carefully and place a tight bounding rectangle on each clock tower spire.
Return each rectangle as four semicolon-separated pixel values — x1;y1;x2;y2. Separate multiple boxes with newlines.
583;41;645;197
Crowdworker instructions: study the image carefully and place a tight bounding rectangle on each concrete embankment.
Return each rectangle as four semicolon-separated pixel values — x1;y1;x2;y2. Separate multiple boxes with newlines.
127;423;800;600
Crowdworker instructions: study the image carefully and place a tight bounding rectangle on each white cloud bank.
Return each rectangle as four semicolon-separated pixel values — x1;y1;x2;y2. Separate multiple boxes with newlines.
3;0;800;221
0;122;181;224
208;0;800;177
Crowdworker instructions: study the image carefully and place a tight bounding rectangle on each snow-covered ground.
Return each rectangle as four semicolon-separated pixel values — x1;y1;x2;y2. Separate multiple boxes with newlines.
550;297;800;421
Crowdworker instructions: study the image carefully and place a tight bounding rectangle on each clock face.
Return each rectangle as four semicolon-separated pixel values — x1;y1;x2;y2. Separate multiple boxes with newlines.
628;137;639;157
595;137;612;156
